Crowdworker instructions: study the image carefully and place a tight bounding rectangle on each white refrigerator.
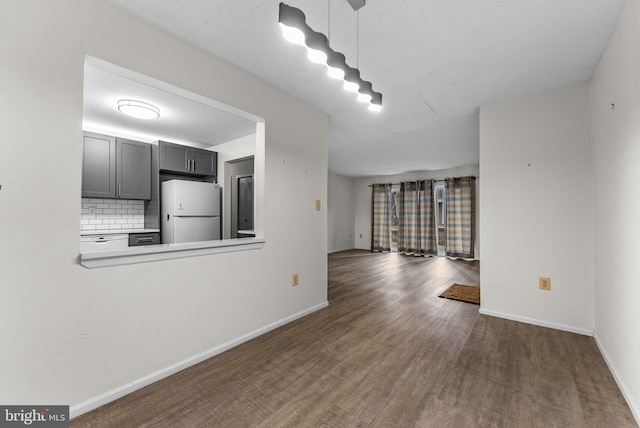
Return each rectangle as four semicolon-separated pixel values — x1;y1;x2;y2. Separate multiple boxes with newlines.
161;180;221;244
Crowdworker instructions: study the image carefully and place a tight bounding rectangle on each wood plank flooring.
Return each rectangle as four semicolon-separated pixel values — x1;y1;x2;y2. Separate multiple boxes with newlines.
71;250;637;427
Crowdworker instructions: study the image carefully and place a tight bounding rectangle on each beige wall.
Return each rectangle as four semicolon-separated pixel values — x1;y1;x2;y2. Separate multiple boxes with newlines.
0;0;327;414
591;0;640;420
479;82;593;333
328;173;356;253
479;2;640;418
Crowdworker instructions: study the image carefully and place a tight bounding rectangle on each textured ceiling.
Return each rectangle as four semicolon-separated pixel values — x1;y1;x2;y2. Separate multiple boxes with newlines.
105;0;625;177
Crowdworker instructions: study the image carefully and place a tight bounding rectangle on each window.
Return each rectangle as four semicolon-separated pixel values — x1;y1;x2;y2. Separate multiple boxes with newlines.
434;182;446;256
390;185;400;252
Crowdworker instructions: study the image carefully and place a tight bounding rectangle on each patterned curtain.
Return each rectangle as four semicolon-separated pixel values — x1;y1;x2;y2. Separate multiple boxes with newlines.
371;184;392;252
445;176;476;259
398;180;436;256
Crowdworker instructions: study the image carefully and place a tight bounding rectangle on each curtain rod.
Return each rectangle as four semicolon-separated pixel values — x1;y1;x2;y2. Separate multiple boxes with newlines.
367;176;477;187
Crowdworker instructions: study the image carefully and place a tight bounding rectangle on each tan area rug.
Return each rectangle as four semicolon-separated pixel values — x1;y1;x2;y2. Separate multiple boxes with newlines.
438;284;480;305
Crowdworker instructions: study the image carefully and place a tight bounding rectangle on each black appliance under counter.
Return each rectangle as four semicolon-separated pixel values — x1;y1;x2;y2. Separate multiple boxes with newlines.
129;232;161;247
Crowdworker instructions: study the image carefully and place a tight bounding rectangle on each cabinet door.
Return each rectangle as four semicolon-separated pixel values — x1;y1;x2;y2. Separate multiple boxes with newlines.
192;148;217;177
117;138;151;200
82;132;116;198
159;141;189;173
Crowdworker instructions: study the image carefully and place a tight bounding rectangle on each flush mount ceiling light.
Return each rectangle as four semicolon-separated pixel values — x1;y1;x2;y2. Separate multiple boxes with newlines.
278;2;382;112
117;99;160;119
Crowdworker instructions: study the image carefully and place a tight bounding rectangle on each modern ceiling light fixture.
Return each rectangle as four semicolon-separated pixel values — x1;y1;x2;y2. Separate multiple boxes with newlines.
343;66;361;93
357;81;373;103
305;31;330;65
278;2;307;46
326;50;347;80
278;2;382;112
117;99;160;119
369;92;382;112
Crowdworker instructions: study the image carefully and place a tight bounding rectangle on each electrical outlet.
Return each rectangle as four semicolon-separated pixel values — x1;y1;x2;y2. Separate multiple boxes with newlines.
292;273;299;286
539;277;551;291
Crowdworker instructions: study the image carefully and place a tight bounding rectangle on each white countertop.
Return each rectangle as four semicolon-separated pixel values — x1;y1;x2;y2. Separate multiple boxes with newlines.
81;228;160;236
80;237;265;268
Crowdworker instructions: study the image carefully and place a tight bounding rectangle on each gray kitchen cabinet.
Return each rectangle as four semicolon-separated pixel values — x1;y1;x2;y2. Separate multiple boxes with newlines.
117;138;151;200
82;132;151;200
82;132;116;198
159;141;217;178
159;141;189;173
191;147;216;176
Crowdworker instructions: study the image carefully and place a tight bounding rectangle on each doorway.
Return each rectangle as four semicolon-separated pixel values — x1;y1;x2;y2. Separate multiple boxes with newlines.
236;174;254;237
224;156;254;238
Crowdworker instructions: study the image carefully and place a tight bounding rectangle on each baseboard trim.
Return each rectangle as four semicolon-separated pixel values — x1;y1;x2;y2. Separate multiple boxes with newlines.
478;308;594;336
70;301;329;419
593;332;640;426
328;246;355;254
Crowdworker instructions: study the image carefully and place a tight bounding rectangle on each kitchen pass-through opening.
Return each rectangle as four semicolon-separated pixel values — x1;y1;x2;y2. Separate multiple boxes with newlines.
80;56;266;267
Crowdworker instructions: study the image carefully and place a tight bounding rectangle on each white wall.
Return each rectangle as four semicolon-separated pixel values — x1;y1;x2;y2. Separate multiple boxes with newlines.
479;82;593;334
591;0;640;420
215;134;257;186
327;173;356;252
0;0;327;413
215;134;256;239
353;166;480;257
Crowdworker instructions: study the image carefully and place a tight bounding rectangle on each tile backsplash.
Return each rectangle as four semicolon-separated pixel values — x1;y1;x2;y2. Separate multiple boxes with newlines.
81;198;145;232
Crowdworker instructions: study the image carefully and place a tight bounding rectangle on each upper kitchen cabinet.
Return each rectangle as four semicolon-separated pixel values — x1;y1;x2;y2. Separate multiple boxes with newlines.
82;132;116;198
159;141;217;178
191;147;217;176
82;132;151;200
117;138;152;200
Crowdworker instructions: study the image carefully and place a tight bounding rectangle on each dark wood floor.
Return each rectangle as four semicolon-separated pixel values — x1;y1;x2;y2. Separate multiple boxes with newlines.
72;250;637;427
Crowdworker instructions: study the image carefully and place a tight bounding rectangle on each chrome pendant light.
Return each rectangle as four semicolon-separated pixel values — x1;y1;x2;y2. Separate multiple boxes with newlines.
278;2;383;112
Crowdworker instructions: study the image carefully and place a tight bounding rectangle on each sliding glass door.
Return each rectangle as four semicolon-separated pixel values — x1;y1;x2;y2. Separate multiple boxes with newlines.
372;177;474;259
434;182;446;256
